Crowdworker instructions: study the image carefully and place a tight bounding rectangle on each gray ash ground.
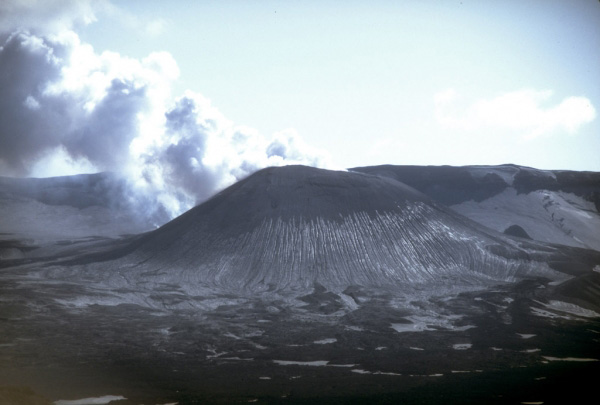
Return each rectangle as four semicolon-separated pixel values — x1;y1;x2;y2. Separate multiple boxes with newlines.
1;246;599;404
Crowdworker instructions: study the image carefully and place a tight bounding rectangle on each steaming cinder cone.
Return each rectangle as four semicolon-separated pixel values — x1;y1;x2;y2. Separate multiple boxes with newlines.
124;165;557;291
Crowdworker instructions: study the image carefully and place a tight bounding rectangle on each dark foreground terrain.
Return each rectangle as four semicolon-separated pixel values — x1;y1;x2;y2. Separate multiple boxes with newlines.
1;165;599;404
1;257;599;404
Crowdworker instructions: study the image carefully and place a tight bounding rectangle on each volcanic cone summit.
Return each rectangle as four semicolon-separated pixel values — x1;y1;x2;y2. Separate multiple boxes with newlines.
120;165;557;292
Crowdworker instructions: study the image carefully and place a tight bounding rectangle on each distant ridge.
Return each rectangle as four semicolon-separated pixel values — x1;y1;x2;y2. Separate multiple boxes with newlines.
350;164;600;207
0;172;167;240
351;164;600;251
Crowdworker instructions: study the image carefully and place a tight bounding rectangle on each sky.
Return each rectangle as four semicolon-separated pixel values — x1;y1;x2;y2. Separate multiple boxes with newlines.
0;0;599;217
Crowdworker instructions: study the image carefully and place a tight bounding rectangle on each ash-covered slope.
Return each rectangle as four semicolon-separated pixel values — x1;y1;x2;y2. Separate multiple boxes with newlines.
351;165;600;252
0;173;166;241
0;172;124;209
118;165;557;292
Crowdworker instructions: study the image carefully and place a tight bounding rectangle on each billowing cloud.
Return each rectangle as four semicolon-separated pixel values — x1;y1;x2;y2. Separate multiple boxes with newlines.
0;0;165;39
99;0;167;37
135;93;332;217
0;30;172;175
0;25;333;221
434;89;596;139
0;0;96;36
0;31;70;174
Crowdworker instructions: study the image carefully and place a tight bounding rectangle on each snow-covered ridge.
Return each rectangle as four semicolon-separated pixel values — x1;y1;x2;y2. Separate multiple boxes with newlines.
351;164;600;251
452;188;600;251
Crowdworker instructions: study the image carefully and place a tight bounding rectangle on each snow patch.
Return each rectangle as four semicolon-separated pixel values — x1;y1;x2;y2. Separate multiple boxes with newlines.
542;356;598;362
273;360;355;367
451;188;600;251
351;369;401;376
408;373;443;377
531;307;574;320
391;322;432;333
390;314;474;334
54;396;126;405
220;357;254;361
535;300;600;318
313;338;337;345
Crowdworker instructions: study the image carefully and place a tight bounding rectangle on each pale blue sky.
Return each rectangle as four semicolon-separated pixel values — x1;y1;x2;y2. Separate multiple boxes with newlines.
78;0;600;171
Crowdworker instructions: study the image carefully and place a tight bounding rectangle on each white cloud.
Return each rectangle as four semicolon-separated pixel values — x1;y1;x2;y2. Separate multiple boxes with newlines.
98;0;167;38
434;89;596;139
0;0;166;40
0;29;333;220
266;129;331;168
0;0;97;35
136;93;333;217
30;146;97;178
143;18;167;37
